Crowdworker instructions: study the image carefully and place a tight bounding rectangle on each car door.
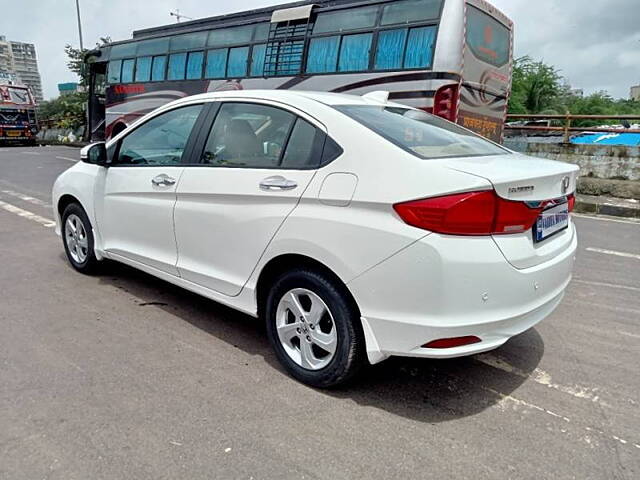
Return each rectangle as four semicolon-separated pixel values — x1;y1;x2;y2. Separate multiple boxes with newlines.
94;103;205;275
174;100;326;296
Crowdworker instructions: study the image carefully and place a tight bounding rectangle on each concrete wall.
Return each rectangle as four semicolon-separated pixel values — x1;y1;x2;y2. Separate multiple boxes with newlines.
504;140;640;181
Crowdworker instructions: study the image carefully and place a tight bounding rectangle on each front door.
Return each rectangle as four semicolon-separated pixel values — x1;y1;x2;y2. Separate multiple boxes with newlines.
175;101;326;296
94;103;205;275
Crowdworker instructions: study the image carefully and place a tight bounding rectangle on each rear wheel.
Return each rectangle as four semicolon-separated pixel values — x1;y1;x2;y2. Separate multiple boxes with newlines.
265;268;365;388
61;203;100;274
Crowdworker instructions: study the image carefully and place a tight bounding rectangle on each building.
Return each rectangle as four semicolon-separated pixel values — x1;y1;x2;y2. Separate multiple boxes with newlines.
58;82;80;95
631;85;640;102
0;35;43;103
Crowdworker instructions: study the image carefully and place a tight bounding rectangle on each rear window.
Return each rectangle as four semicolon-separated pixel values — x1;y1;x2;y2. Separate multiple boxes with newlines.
466;6;511;67
335;105;507;159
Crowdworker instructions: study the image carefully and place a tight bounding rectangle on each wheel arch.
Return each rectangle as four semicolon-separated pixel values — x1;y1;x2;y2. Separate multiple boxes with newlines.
57;193;83;218
255;253;361;322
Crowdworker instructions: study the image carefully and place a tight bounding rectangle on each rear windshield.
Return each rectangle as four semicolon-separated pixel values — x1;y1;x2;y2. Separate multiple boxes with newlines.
334;105;508;159
466;5;511;68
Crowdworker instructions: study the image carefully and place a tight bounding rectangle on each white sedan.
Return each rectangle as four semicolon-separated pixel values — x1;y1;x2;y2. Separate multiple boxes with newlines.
53;90;578;387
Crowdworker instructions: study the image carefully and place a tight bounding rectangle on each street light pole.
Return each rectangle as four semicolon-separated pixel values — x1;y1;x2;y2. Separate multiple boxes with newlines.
75;0;84;50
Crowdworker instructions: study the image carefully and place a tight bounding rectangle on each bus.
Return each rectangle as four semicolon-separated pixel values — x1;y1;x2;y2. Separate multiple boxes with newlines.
0;83;39;145
85;0;513;143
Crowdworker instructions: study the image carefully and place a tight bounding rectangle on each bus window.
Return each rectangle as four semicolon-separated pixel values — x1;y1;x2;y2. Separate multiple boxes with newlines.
170;31;208;51
253;23;270;42
168;53;187;80
121;59;135;83
381;0;443;25
338;33;372;72
110;42;137;59
135;56;152;82
107;59;122;83
404;26;437;68
306;36;340;73
151;56;167;81
227;47;249;77
186;52;204;79
466;6;510;67
250;44;267;77
313;5;378;34
206;49;228;78
208;25;254;48
137;38;169;56
375;29;408;70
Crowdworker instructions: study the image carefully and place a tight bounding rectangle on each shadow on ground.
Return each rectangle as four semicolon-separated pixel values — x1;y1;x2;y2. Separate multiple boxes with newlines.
92;257;544;424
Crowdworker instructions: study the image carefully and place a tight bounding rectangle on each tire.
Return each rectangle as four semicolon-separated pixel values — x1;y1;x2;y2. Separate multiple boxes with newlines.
61;203;100;274
265;268;366;388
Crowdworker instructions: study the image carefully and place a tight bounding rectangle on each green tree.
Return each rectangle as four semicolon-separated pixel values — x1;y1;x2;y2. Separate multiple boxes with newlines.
64;44;90;87
509;56;563;114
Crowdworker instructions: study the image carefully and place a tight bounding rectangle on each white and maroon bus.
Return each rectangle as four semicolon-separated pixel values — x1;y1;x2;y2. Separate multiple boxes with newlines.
85;0;513;143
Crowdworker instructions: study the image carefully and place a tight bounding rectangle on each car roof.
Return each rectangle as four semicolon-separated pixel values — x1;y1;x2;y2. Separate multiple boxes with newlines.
170;89;409;109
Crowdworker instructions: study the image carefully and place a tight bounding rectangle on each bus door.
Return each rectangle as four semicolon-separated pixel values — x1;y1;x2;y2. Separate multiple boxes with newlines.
87;61;107;141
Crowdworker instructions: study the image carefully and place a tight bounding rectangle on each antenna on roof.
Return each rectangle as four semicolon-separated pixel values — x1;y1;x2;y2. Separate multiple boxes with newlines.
170;9;193;23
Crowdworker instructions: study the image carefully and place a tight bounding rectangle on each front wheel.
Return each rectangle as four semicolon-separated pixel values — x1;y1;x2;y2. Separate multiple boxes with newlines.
265;268;366;388
61;203;100;274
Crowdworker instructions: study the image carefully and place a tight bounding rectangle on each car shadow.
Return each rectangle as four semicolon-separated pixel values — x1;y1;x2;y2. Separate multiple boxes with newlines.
93;258;544;424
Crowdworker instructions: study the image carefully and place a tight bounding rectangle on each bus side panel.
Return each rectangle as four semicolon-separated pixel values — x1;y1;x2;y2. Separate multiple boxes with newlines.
103;72;454;138
459;0;513;143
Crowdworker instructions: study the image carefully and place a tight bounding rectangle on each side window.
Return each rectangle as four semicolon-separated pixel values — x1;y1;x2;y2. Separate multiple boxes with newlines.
135;56;152;82
121;59;135;83
202;103;296;168
281;119;322;169
151;56;167;81
107;59;122;83
115;105;203;166
168;53;187;80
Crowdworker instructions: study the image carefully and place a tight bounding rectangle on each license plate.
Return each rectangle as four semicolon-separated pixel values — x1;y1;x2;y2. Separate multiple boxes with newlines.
533;203;569;243
6;130;22;137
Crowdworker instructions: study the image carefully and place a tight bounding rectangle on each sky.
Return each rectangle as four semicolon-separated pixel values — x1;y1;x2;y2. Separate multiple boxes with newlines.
2;0;639;100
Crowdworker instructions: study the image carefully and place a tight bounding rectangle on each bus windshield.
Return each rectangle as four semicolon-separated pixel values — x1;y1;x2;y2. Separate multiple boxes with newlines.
335;105;508;159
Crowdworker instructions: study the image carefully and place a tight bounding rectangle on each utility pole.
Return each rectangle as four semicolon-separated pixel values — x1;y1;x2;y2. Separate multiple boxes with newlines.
75;0;84;50
170;9;193;23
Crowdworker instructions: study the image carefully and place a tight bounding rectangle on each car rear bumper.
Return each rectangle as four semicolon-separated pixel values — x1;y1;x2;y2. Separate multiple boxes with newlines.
348;225;577;364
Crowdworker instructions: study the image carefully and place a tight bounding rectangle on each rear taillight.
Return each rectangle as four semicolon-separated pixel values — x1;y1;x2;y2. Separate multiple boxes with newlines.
567;193;575;212
393;190;544;236
433;84;459;122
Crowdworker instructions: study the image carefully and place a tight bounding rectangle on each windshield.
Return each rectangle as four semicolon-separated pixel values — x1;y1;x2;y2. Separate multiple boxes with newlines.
335;105;508;159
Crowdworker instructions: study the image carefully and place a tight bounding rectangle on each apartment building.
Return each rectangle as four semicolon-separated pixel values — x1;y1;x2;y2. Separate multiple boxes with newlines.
0;35;43;103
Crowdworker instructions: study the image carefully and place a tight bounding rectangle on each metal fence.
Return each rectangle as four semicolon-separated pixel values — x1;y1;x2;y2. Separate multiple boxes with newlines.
505;114;640;143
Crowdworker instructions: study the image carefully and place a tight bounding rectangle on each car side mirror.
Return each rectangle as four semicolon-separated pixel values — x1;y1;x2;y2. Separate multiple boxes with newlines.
80;142;107;166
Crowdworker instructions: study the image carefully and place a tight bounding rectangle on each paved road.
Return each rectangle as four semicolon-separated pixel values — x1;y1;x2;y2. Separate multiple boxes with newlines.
1;145;639;479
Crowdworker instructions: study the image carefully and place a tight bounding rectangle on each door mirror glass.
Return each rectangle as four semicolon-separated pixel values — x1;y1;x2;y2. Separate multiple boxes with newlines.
80;142;107;165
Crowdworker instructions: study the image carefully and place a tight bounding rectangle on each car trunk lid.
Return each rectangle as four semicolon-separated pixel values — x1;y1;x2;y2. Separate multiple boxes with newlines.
441;153;579;269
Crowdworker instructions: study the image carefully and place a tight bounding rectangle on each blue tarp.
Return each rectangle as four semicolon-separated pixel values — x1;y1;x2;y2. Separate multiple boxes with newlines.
572;133;640;146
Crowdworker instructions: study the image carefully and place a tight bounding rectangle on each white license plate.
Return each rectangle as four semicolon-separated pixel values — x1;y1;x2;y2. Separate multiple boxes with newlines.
534;203;569;243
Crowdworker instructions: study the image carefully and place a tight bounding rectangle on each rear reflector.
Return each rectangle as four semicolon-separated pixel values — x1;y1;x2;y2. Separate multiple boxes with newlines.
393;190;544;236
422;336;482;349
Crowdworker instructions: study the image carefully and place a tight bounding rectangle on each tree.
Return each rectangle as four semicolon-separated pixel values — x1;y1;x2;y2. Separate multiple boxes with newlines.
64;44;89;87
509;56;563;114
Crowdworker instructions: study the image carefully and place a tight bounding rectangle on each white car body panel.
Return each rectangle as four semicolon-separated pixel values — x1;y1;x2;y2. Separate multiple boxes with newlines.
53;90;578;366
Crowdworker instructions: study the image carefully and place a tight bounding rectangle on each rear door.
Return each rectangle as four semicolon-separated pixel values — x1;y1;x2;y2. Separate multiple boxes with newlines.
94;103;205;275
174;100;326;296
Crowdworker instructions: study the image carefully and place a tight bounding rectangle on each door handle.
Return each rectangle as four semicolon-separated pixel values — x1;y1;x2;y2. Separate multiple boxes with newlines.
151;174;176;187
259;175;298;191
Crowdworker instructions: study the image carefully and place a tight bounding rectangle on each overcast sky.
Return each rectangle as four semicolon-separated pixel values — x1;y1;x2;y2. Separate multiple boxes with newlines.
3;0;639;100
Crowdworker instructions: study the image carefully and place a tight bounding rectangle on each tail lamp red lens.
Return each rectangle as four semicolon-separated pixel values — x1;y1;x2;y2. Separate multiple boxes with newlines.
433;84;460;122
567;193;575;212
423;336;482;349
393;190;545;236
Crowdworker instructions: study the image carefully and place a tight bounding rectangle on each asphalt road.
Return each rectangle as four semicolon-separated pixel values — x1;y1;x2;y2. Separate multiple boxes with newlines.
1;145;639;479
